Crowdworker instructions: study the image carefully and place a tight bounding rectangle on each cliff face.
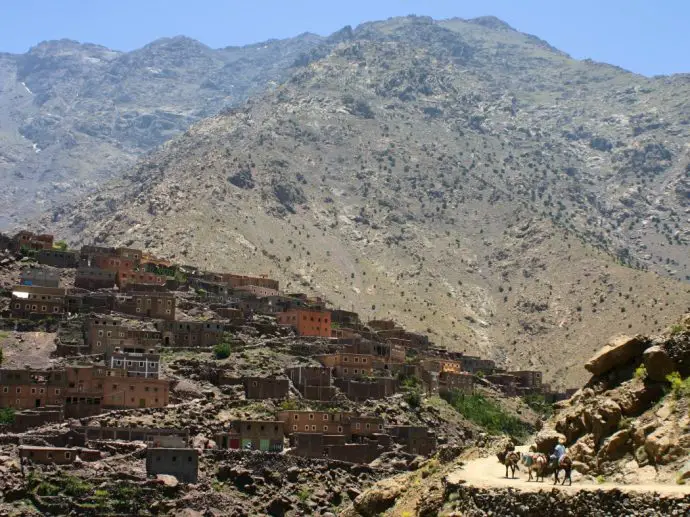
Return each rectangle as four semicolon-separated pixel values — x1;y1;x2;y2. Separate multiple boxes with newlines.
44;17;690;387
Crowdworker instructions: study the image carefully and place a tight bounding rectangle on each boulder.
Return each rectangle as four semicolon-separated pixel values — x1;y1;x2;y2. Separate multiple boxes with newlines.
535;428;566;454
643;346;676;382
156;474;179;487
569;434;595;463
644;426;673;464
585;335;649;375
598;429;631;461
352;477;404;517
678;460;690;481
589;399;622;443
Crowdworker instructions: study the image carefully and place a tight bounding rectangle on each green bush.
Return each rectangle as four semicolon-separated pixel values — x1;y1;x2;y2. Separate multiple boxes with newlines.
213;342;232;359
666;371;690;399
634;364;648;381
522;394;554;418
669;324;685;336
0;407;15;425
404;389;422;408
442;391;529;438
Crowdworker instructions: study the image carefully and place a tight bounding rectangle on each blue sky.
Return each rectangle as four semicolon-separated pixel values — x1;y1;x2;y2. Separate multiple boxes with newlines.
1;0;687;76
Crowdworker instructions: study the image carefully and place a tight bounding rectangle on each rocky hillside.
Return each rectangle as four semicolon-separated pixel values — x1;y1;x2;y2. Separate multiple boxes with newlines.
44;16;690;387
0;33;325;226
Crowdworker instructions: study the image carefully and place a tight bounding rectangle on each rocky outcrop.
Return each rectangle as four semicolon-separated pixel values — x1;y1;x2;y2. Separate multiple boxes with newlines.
534;428;565;454
643;345;676;381
585;335;650;376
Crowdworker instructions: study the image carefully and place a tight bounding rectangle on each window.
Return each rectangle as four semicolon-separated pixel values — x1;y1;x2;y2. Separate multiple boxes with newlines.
16;387;21;394
323;414;329;421
14;303;19;309
309;414;314;420
365;423;371;430
292;425;298;431
304;425;309;431
41;306;47;312
65;452;71;460
116;360;122;366
98;330;104;337
362;358;367;364
343;368;348;374
343;357;349;362
172;456;177;462
55;389;60;395
53;306;60;313
378;424;383;431
2;387;7;393
294;415;299;420
252;381;258;387
311;425;316;431
31;388;36;394
338;426;343;433
354;357;359;363
139;362;144;367
323;426;329;431
130;385;135;391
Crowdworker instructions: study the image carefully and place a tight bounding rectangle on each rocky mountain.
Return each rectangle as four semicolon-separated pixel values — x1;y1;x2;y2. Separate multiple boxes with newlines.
44;16;690;387
0;33;325;226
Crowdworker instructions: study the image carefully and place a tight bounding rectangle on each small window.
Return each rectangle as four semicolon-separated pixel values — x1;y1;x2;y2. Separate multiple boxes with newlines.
304;425;309;431
31;388;36;394
311;425;316;431
2;387;7;393
55;389;60;395
323;414;329;421
65;452;71;460
309;414;314;420
292;425;298;431
338;426;343;433
16;387;21;394
172;456;177;462
323;426;329;431
294;415;299;420
355;423;361;430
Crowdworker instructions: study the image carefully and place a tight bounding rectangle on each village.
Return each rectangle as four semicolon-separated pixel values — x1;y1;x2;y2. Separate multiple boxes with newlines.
0;230;571;486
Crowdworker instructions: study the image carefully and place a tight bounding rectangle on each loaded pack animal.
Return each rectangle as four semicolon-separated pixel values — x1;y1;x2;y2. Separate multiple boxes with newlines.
521;451;548;482
497;449;521;479
553;454;573;485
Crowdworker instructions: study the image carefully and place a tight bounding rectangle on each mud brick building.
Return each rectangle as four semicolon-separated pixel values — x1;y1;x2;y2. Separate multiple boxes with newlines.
510;370;543;390
243;377;289;399
334;378;398;401
0;369;66;410
438;371;474;394
74;267;116;290
154;320;225;347
113;292;175;320
276;410;354;438
188;277;231;298
37;249;78;268
12;231;54;252
330;309;361;328
316;353;374;379
277;309;332;337
116;269;168;289
285;366;336;401
387;425;437;456
350;415;385;438
10;286;66;318
12;406;64;431
215;420;284;451
86;316;162;355
65;292;114;314
485;373;518;396
213;307;244;322
19;446;100;465
20;267;60;287
233;285;280;298
146;448;198;483
459;355;496;375
292;433;386;463
101;372;169;409
344;340;407;365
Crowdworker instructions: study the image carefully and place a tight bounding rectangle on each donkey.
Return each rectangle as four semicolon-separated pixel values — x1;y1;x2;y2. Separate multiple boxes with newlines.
497;450;521;479
553;454;573;486
522;452;548;482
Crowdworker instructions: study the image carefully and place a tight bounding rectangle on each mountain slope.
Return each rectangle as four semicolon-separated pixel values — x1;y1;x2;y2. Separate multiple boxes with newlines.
46;16;690;386
0;34;324;227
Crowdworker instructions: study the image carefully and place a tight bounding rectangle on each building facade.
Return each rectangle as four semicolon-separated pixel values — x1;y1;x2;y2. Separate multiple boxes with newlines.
277;309;332;337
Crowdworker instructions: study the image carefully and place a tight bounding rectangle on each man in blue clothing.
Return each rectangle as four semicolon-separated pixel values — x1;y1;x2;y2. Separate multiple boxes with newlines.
550;437;566;466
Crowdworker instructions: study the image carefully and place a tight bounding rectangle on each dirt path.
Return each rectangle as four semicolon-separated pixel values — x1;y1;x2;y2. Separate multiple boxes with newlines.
446;446;690;496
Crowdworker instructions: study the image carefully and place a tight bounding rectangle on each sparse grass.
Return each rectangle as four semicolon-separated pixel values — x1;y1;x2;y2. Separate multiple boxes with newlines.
596;475;606;484
441;391;529;438
0;407;15;424
522;393;554;418
297;487;311;502
666;371;690;399
669;324;684;336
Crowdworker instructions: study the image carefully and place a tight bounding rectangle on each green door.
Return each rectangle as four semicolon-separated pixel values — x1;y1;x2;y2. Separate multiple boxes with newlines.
260;439;269;451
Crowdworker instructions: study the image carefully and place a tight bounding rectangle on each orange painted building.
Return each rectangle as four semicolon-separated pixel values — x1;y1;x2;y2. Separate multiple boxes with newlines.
277;309;332;337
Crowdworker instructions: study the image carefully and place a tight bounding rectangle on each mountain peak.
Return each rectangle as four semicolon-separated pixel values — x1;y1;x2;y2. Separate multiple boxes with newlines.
466;16;517;32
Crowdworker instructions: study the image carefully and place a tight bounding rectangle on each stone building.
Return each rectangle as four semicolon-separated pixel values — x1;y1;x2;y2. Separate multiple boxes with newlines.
12;231;54;252
277;309;332;337
146;448;198;483
485;373;519;396
334;378;397;401
37;249;78;268
86;316;162;356
387;425;437;456
19;446;100;465
243;377;289;399
10;286;66;318
20;267;60;288
74;267;116;290
438;371;474;394
316;353;374;379
276;410;353;438
154;320;225;347
0;369;66;410
215;420;284;451
285;366;336;401
112;292;175;320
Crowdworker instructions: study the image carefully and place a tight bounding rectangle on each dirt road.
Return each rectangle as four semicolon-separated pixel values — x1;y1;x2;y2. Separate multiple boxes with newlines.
446;446;690;496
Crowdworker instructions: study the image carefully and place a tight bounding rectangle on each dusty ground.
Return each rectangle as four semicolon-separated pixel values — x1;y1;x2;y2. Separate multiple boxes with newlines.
0;331;57;369
446;445;690;496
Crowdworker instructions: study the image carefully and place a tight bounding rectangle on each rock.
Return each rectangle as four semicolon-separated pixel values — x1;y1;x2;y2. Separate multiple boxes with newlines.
174;510;202;517
156;474;179;487
286;466;300;483
535;428;566;454
645;426;673;464
643;345;676;381
346;487;361;501
266;497;292;517
598;429;631;461
353;477;404;517
585;335;649;375
589;399;622;443
678;460;690;481
571;460;590;474
569;434;595;463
